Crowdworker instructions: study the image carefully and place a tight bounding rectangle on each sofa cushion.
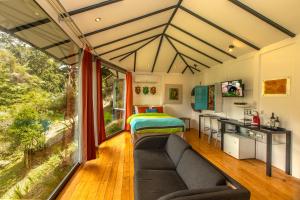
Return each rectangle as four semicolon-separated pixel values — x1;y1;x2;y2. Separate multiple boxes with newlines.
165;134;190;166
157;186;230;200
177;149;226;189
134;149;175;170
135;169;187;200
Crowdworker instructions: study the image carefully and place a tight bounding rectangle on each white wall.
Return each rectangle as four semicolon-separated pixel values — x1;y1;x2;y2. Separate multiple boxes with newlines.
196;36;300;178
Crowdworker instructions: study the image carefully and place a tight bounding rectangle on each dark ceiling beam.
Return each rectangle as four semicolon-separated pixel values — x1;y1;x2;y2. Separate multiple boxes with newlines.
170;24;236;59
83;5;176;37
63;0;123;17
118;35;160;61
151;0;183;72
151;36;164;72
41;39;71;50
166;34;223;64
99;34;161;56
182;65;194;74
188;66;194;74
165;35;197;74
180;6;260;50
8;18;51;33
101;58;127;73
133;52;137;72
167;53;178;73
182;66;188;74
109;51;132;61
94;23;166;49
180;53;210;68
228;0;295;37
190;66;201;72
61;53;79;60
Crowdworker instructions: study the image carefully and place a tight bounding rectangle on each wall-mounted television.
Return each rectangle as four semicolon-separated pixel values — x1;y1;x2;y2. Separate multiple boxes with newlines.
221;80;244;97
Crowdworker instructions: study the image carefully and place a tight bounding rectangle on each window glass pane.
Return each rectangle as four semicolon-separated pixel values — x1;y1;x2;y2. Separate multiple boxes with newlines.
102;68;125;137
0;1;79;199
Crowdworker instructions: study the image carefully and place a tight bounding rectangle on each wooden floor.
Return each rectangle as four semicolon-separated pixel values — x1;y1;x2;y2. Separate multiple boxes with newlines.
57;129;300;200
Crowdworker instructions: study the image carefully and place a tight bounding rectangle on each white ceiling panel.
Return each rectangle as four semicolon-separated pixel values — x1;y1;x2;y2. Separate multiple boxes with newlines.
135;37;160;72
166;26;233;62
0;0;47;29
97;39;153;59
86;9;173;44
95;28;163;54
182;0;287;47
240;0;300;34
59;0;107;11
153;37;176;72
183;56;204;71
113;51;135;71
47;42;77;55
172;10;253;57
168;56;183;73
170;38;218;67
93;25;164;49
70;0;176;34
15;23;68;48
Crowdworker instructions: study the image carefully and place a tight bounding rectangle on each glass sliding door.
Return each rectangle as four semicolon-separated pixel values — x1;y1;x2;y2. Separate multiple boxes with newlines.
0;1;80;199
102;68;126;137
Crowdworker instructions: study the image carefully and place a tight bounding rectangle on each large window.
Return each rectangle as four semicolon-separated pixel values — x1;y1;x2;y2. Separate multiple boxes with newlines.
0;0;80;198
102;68;126;137
0;31;79;200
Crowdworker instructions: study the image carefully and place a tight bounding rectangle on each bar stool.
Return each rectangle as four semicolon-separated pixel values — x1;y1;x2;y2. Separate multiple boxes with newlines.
202;116;211;142
209;117;221;146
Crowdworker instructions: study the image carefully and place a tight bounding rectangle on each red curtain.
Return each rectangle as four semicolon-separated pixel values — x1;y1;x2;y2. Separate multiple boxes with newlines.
125;72;133;131
81;48;96;161
96;59;106;144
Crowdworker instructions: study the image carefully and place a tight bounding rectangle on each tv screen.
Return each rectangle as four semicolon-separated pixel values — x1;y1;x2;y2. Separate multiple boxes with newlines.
221;80;244;97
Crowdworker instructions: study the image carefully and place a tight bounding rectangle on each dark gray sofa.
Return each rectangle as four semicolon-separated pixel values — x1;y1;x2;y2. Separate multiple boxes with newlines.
134;134;250;200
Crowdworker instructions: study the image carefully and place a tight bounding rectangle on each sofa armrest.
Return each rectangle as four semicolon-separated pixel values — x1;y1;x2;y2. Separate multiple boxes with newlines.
158;187;250;200
134;134;170;150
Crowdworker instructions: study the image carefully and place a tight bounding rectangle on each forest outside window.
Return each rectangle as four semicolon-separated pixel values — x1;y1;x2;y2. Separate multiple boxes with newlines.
0;0;80;199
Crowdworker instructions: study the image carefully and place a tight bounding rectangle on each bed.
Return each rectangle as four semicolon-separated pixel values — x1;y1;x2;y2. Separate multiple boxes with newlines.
127;112;185;142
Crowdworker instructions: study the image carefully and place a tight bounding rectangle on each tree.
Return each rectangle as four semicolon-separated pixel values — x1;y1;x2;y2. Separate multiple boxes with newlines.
8;106;45;168
0;50;29;107
0;31;67;94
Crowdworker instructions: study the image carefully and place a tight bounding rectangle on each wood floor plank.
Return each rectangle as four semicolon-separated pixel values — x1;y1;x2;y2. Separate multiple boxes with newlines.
57;130;300;200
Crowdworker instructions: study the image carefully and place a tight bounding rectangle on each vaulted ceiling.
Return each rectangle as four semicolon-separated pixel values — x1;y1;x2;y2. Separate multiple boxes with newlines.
58;0;300;73
1;0;300;74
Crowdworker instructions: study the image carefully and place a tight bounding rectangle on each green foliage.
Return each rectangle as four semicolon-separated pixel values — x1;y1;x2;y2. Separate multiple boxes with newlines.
8;106;45;151
0;50;28;107
104;111;112;124
0;32;66;95
106;122;122;136
0;31;79;199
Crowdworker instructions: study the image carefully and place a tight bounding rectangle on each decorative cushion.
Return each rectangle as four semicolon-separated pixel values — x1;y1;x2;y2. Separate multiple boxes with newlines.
152;106;164;113
176;149;226;189
146;108;158;113
165;134;190;166
135;169;187;200
134;149;175;170
135;106;149;113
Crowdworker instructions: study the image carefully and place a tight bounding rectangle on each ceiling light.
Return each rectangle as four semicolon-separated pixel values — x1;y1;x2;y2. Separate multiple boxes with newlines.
228;45;235;52
95;17;101;22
